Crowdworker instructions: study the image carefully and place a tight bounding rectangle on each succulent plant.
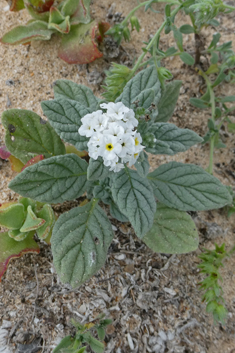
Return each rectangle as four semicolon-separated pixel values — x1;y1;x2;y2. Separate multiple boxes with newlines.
0;197;55;281
1;0;110;64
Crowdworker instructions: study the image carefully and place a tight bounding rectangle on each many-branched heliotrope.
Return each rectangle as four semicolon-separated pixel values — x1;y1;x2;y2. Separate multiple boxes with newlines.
1;65;232;288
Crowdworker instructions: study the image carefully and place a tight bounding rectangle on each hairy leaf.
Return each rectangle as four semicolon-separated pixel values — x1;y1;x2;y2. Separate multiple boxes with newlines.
111;168;156;238
109;201;129;222
9;154;88;204
41;99;90;150
146;123;203;155
0;21;54;45
155;80;182;122
51;200;114;287
116;65;161;114
0;232;39;282
143;203;199;254
53;79;99;109
87;157;109;181
2;109;65;164
148;162;232;211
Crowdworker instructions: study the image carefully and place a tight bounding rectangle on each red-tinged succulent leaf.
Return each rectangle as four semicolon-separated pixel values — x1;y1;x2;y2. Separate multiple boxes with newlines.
49;16;71;34
0;201;18;210
0;231;40;282
26;0;55;13
7;0;25;11
1;20;54;45
8;229;31;241
25;3;50;22
36;204;55;240
58;21;107;64
9;155;24;172
0;146;11;160
20;206;45;232
0;203;26;230
65;145;88;158
61;0;91;25
49;6;65;24
21;155;44;171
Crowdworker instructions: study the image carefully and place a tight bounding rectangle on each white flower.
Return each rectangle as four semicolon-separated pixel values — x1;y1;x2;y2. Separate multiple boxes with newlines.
100;102;130;120
78;102;145;172
100;135;122;161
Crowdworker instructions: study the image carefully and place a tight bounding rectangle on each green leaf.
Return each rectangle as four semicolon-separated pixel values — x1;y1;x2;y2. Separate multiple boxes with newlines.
53;79;99;110
51;199;114;287
8;229;31;241
9;154;88;204
116;65;161;114
0;20;54;45
61;0;91;25
48;7;70;34
36;204;55;240
143;203;199;254
218;96;235;103
211;52;219;64
2;109;66;164
8;0;25;11
180;52;195;65
172;25;183;51
148;162;232;211
134;151;150;177
111;168;156;238
20;206;45;232
190;98;209;109
88;336;104;353
179;24;194;34
41;99;90;150
0;231;39;282
87;157;110;181
109;200;129;222
145;123;203;155
0;203;25;230
155;81;182;122
52;336;75;353
96;327;105;341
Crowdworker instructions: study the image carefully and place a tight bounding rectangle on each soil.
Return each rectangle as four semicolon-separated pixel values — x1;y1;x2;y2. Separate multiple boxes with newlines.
0;1;235;352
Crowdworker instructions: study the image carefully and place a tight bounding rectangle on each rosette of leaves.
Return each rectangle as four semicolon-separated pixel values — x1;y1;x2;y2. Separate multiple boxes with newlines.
1;66;232;288
0;197;55;281
1;0;110;64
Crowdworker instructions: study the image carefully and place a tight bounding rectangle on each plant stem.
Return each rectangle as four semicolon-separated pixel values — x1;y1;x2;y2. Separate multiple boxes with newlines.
127;4;182;81
121;0;179;27
199;69;216;174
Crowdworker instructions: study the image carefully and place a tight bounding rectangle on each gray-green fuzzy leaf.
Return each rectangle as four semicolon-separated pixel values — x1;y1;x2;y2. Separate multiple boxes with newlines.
53;79;99;110
148;162;232;211
134;151;150;177
2;109;65;164
143;203;199;254
109;200;129;222
116;65;161;112
41;99;90;150
51;200;113;287
155;81;182;122
9;154;88;204
146;123;203;155
111;168;156;238
87;157;110;181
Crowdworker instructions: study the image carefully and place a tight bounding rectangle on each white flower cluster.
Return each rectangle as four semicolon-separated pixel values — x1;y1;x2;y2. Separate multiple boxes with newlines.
78;102;144;172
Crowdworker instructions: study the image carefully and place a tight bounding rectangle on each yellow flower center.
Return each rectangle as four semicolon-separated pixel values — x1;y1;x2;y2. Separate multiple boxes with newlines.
135;137;139;146
106;143;114;151
134;153;138;158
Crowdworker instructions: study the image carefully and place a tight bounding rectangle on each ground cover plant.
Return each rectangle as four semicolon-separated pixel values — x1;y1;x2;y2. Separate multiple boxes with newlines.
0;0;110;64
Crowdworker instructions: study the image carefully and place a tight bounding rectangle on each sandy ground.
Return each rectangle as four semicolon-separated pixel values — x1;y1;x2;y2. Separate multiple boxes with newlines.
0;1;235;352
